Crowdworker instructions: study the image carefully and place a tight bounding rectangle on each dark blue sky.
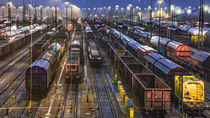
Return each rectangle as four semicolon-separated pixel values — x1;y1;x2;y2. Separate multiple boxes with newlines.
0;0;209;10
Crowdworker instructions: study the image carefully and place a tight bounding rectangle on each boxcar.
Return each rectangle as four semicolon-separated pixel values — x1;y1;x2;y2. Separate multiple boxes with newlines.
192;51;210;80
26;43;61;99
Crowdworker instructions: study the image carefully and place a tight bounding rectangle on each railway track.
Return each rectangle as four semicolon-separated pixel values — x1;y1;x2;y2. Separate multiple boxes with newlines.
0;31;51;108
91;67;117;118
0;30;49;75
73;85;79;118
0;55;30;107
60;82;70;118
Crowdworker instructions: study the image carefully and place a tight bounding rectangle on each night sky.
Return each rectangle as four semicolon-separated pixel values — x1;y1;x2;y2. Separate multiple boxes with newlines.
0;0;209;10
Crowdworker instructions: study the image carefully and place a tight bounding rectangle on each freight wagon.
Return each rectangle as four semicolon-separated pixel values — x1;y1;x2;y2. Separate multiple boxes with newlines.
87;42;102;66
107;42;130;60
26;43;61;99
191;51;210;81
29;37;53;62
85;26;96;42
132;73;171;114
97;28;109;48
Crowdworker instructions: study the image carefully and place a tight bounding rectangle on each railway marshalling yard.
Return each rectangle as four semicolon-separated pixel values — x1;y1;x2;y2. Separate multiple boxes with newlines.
0;1;210;118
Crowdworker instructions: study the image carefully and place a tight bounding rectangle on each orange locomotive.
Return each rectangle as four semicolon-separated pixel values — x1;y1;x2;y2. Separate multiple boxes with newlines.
65;40;81;80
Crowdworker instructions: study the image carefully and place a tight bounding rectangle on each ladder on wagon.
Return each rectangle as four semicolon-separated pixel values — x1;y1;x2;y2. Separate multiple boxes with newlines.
178;75;184;115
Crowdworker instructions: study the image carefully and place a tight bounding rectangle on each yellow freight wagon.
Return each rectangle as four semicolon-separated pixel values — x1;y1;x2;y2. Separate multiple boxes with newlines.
174;75;204;107
191;36;204;45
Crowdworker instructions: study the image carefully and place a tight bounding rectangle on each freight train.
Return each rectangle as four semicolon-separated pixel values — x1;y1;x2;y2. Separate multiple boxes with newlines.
0;24;48;58
25;43;61;99
118;25;210;81
108;28;205;114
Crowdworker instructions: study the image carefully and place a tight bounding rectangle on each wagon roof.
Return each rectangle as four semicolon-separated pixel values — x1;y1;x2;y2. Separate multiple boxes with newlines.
144;53;164;64
72;41;80;46
140;45;156;51
192;51;210;62
31;59;51;70
154;58;182;74
151;36;171;46
167;40;183;49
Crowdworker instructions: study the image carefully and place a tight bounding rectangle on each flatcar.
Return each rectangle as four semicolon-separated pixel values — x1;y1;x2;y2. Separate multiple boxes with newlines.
65;40;81;80
25;43;61;99
87;42;102;66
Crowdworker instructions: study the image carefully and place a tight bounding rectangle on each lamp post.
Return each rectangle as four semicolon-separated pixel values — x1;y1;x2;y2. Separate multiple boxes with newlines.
108;6;111;21
65;2;69;28
28;4;32;24
7;1;13;35
115;5;119;23
2;6;5;17
187;8;191;23
136;6;139;22
39;5;42;23
128;4;132;25
158;0;163;53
